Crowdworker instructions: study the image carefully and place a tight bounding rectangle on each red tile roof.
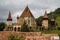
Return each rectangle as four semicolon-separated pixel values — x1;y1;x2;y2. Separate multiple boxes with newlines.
20;6;34;18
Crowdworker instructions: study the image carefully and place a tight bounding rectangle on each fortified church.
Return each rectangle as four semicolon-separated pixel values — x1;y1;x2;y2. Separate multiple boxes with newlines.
4;6;56;31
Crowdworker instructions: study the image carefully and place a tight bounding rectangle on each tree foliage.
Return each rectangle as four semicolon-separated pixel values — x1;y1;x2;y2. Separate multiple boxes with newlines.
21;22;30;32
36;16;43;26
0;22;5;31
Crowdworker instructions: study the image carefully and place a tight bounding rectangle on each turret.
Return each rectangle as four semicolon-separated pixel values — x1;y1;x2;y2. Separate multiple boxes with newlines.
43;11;48;19
50;13;56;29
7;11;12;21
7;11;12;26
42;11;48;30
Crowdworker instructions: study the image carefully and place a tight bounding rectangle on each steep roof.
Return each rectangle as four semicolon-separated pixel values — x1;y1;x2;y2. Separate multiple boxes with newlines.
7;11;12;21
20;6;34;18
51;14;55;21
43;11;48;18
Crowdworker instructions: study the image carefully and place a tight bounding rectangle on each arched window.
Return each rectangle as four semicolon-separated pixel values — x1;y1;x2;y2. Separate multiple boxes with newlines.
18;27;20;31
8;27;13;31
14;27;16;31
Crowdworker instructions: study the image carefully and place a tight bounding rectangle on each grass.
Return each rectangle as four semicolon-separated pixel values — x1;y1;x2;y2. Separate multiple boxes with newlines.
40;30;60;34
34;29;60;36
40;30;60;37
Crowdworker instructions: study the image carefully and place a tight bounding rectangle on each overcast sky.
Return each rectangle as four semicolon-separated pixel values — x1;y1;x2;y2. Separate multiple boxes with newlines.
0;0;60;22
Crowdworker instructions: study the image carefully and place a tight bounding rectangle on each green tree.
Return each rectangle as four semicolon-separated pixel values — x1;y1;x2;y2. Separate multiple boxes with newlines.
56;16;60;27
36;16;43;26
21;22;30;32
0;22;5;31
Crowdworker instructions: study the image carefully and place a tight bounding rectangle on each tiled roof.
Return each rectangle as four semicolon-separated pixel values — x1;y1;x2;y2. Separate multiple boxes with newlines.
43;11;48;18
20;6;34;18
7;11;12;21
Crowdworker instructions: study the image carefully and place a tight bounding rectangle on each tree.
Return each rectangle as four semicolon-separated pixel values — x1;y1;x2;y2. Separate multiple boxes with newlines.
0;22;5;31
21;22;30;32
36;16;43;26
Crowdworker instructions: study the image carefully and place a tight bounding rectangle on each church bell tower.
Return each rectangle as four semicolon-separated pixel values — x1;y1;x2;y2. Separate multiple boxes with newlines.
7;11;12;25
42;11;48;30
50;13;56;29
6;11;12;31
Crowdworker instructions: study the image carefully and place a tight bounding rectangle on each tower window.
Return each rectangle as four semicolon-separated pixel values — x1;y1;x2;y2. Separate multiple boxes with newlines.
18;27;20;31
14;27;16;31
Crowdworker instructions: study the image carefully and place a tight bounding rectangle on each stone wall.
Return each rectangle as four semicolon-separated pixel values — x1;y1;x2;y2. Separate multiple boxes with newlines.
0;31;58;40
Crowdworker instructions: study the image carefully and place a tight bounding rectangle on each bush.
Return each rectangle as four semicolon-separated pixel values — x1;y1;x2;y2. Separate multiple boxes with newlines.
8;34;25;40
8;34;15;40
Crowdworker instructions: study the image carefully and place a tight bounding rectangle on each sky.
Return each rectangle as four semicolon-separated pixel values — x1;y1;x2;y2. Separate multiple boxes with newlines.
0;0;60;22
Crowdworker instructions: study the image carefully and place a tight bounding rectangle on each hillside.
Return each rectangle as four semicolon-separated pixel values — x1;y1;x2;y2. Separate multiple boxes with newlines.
48;8;60;27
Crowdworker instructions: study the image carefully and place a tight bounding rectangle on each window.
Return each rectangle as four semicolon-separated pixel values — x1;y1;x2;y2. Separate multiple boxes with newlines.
8;27;13;31
28;19;30;24
30;27;32;29
14;27;16;31
18;27;20;31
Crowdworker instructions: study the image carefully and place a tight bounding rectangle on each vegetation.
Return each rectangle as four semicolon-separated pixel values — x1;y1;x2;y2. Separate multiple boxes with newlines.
0;22;5;31
40;30;60;34
41;30;60;37
35;8;60;36
8;34;25;40
36;16;43;26
8;34;15;40
48;8;60;28
19;35;25;40
21;22;30;32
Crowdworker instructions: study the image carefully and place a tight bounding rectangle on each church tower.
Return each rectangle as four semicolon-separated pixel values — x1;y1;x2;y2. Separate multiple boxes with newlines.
50;13;56;29
7;11;12;25
42;11;48;30
6;11;12;31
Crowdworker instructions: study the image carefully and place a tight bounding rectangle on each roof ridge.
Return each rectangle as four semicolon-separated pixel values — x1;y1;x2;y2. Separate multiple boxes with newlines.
7;11;12;21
